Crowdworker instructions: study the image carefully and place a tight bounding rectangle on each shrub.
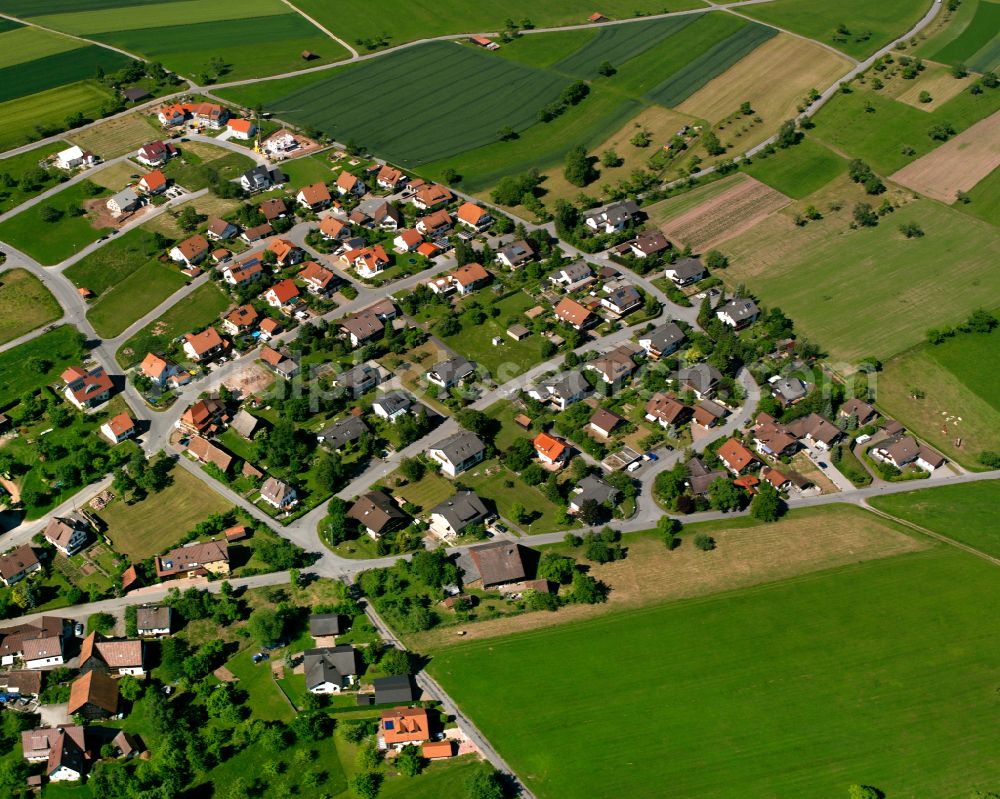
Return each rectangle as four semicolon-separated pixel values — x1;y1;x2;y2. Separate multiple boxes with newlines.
694;533;716;551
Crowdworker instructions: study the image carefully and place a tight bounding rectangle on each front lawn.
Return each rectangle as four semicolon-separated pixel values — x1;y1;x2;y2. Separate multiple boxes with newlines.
0;268;62;345
94;465;233;560
0;325;86;407
0;178;112;264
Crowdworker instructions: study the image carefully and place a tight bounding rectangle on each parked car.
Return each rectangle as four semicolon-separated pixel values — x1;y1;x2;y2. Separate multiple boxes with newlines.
627;461;642;473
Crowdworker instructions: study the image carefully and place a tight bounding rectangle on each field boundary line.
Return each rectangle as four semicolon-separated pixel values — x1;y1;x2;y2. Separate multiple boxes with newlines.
277;0;359;58
860;502;1000;567
719;6;861;65
0;12;153;70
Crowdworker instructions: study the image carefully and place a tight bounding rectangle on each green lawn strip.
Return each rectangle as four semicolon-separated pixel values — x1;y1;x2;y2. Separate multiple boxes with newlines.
0;44;131;104
483;400;536;451
84;12;346;81
0;79;114;153
493;28;598;69
730;199;1000;362
278;152;336;188
0;139;72;213
0;177;111;264
869;480;1000;556
387;468;455;514
743;137;848;198
225;648;296;722
428;544;1000;798
553;13;704;78
423;86;642;192
607;11;747;97
250;40;573;167
926;328;1000;411
64;227;167;294
379;756;488;798
969;33;1000;72
29;0;288;32
645;22;778;107
0;17;22;33
0;268;62;344
956;163;1000;225
291;0;704;49
460;457;569;533
0;325;85;407
812;83;1000;175
930;0;1000;67
741;0;930;59
917;0;984;60
93;466;233;560
0;25;80;69
86;262;188;338
117;281;229;368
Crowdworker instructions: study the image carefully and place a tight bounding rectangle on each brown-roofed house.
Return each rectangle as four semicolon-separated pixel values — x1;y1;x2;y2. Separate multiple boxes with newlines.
645;393;691;429
260;198;287;221
68;671;118;719
0;544;41;586
169;234;209;266
718;438;757;475
553;297;596;330
135;606;173;636
222;304;260;336
43;515;90;556
79;632;144;676
347;491;408;538
155;540;230;579
469;542;529;587
186;435;234;472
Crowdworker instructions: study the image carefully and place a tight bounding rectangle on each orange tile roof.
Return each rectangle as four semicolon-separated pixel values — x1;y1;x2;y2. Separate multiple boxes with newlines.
267;237;298;263
450;262;489;287
395;228;422;248
718;438;757;472
140;168;166;191
554;297;593;328
320;216;347;237
267;278;299;304
184;327;224;356
104;412;134;438
68;670;118;715
380;706;430;745
227;118;254;134
176;234;209;261
533;431;566;461
298;181;331;206
416;242;440;257
336;171;359;191
298;260;335;289
140;352;168;379
456;201;488;225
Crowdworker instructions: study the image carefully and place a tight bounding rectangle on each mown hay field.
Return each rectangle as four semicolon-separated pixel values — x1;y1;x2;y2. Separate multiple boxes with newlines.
678;32;850;135
717;175;1000;362
0;44;132;104
659;174;790;251
429;524;1000;798
260;40;572;166
0;268;62;345
69;112;161;158
0;80;113;153
0;24;79;68
890;108;1000;202
645;22;777;107
743;137;848;198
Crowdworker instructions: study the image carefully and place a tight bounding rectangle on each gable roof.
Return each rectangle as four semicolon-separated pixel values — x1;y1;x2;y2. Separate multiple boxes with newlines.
309;613;343;637
318;415;369;448
469;541;528;586
347;491;407;535
140;352;168;379
573;475;619;507
80;632;143;669
0;544;40;581
533;431;566;461
456;201;489;225
267;278;300;304
430;430;484;464
554;297;593;327
155;539;229;576
718;438;756;472
430;491;488;532
187;435;234;472
68;670;118;715
451;262;489;287
298;181;331;205
184;327;224;356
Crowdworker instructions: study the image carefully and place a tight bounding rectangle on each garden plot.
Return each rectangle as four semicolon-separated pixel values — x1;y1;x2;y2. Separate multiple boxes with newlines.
659;174;790;251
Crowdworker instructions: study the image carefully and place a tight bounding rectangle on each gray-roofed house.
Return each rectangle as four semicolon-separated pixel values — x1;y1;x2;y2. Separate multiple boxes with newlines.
426;357;476;389
600;284;643;316
716;298;760;329
372;390;413;421
786;412;843;451
427;431;485;477
549;261;593;289
135;606;173;636
106;187;140;217
468;541;529;588
584;199;640;233
240;164;283;193
496;239;535;269
664;258;707;286
309;613;343;640
429;491;489;538
771;376;808;406
585;345;637;386
259;477;298;510
685;457;728;496
317;415;369;451
303;645;362;694
568;475;620;514
347;491;408;538
638;321;685;359
374;674;419;705
677;363;723;400
528;371;591;410
335;363;381;397
838;397;878;426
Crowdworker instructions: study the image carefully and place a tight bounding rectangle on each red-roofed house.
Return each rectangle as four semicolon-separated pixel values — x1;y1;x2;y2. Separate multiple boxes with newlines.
191;102;228;129
157;103;188;126
299;261;337;296
226;118;256;139
267;237;304;266
182;328;225;361
296;182;332;211
455;201;492;230
416;209;452;237
450;262;490;295
221;304;259;336
136;140;176;167
343;245;390;278
416;241;440;258
223;256;264;286
553;297;596;330
100;413;135;445
264;278;301;308
320;216;348;241
138;169;166;194
718;438;758;475
61;366;113;409
376;165;406;191
393;229;422;252
335;171;366;196
412;183;453;210
169;234;209;267
139;353;172;386
534;431;569;467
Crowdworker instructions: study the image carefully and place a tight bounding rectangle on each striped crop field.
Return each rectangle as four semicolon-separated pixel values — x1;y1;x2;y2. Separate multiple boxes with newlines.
257;41;572;166
553;13;704;77
929;0;1000;72
0;45;133;103
0;25;81;68
645;22;778;107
